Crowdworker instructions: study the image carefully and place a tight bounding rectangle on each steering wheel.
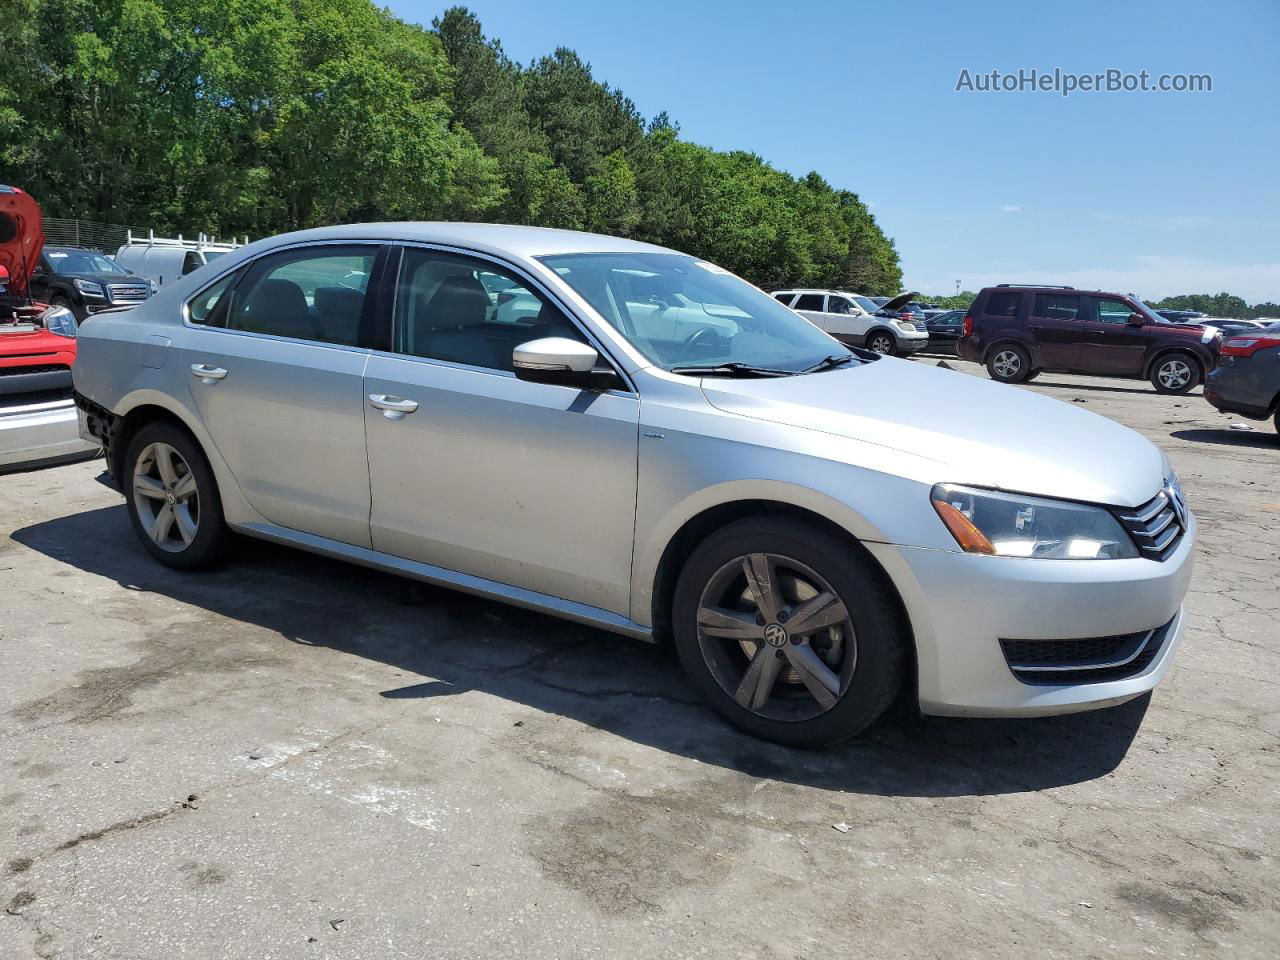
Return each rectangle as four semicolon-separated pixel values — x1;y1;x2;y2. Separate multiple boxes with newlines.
682;326;725;355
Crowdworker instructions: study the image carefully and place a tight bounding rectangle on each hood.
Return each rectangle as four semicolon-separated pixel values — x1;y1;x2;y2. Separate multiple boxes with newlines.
878;291;920;313
0;185;44;299
699;358;1165;508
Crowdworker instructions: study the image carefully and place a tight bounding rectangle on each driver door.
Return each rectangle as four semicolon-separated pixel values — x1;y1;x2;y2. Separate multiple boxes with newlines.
363;246;640;616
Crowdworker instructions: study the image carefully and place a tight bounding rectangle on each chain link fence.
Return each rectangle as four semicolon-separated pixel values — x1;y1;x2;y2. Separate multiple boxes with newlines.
41;218;144;253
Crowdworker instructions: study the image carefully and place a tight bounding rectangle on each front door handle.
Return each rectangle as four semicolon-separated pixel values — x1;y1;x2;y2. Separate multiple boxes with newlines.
368;394;419;420
190;363;228;382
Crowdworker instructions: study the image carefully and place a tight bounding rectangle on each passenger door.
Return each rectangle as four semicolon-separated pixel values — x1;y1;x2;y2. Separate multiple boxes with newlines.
1077;296;1149;376
822;295;868;344
363;246;640;616
1026;292;1083;369
181;244;383;547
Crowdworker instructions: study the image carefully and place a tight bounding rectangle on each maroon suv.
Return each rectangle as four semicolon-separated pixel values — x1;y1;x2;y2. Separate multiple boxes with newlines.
957;285;1221;394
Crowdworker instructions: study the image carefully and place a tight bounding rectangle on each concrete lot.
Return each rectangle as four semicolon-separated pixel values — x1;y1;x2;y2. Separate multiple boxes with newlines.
2;361;1277;960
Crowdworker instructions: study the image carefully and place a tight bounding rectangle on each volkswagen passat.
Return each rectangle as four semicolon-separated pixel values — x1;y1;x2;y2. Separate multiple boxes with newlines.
72;224;1195;746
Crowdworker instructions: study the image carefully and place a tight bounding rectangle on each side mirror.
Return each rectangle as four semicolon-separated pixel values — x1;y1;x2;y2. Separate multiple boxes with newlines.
513;338;620;390
1127;312;1145;326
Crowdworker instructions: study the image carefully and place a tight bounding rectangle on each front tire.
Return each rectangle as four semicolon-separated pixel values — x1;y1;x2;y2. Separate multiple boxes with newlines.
986;344;1031;383
672;517;906;747
865;330;897;355
124;422;229;569
1151;353;1201;394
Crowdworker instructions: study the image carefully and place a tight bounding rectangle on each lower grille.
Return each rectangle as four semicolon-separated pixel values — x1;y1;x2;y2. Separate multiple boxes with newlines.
0;363;64;377
0;386;73;409
1000;614;1175;686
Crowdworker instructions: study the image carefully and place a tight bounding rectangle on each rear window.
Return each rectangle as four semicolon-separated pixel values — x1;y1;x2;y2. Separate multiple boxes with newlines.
773;293;794;305
984;292;1021;317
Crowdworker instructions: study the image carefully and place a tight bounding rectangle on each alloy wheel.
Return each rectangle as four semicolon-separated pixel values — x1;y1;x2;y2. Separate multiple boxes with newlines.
868;334;894;354
992;350;1022;378
132;442;200;552
1157;359;1192;390
695;553;857;722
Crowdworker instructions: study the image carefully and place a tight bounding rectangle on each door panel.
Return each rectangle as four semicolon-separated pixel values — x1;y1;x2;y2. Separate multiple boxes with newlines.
183;330;373;545
1078;297;1149;375
1026;293;1083;369
364;357;640;614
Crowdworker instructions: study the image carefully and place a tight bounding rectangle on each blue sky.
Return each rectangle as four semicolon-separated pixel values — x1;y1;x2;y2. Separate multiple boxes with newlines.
391;0;1279;302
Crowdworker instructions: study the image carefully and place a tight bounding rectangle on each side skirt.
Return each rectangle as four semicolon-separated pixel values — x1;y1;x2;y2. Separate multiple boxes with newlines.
233;521;655;643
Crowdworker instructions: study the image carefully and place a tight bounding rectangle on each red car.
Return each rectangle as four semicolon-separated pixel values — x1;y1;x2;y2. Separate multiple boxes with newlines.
957;284;1221;394
1;184;99;470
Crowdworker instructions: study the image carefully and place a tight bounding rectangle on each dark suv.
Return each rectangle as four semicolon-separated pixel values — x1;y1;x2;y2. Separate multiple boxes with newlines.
28;246;152;321
957;285;1221;394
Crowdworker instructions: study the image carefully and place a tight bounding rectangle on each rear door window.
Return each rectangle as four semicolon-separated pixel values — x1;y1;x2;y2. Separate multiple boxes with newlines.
1031;293;1081;321
984;292;1021;317
793;294;826;311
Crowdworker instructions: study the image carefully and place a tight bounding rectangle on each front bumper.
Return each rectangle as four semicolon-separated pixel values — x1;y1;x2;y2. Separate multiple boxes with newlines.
897;333;930;354
0;398;101;470
866;512;1196;716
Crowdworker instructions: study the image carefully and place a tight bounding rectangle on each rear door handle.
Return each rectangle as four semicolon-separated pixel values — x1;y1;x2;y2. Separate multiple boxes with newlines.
190;363;228;382
368;394;419;419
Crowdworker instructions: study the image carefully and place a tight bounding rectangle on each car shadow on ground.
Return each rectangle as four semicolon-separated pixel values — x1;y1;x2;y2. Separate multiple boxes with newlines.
1031;378;1191;397
1172;427;1278;449
13;503;1151;799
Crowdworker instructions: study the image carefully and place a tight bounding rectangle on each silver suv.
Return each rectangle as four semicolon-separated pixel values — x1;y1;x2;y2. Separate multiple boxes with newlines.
772;289;929;356
73;224;1195;746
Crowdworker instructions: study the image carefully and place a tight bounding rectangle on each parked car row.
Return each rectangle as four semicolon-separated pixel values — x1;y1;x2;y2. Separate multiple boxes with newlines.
772;289;929;356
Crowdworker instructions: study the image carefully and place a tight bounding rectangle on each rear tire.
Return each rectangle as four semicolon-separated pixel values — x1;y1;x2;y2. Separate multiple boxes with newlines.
986;344;1031;383
1150;353;1200;394
672;517;906;748
123;422;229;569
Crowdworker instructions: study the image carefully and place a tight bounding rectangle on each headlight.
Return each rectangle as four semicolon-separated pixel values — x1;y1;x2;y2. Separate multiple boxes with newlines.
42;305;78;338
931;484;1138;559
895;319;916;331
73;278;106;298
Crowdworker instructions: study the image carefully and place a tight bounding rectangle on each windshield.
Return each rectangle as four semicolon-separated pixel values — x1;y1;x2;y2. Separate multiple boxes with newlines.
851;294;879;313
46;250;129;275
539;252;850;373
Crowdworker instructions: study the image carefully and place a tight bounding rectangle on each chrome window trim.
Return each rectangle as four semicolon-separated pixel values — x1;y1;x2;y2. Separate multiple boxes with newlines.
181;239;384;356
384;240;638;395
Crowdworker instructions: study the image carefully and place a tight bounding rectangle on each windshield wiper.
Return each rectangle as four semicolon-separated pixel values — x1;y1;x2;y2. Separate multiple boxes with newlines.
669;362;795;378
802;353;861;373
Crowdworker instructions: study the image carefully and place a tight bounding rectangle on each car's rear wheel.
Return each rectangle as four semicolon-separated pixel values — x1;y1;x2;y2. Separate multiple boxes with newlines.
1151;353;1200;394
866;331;896;355
124;422;229;569
986;344;1030;383
672;517;906;747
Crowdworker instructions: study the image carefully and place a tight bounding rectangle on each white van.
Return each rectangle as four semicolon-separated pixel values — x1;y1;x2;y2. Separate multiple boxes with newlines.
114;232;247;289
772;289;928;356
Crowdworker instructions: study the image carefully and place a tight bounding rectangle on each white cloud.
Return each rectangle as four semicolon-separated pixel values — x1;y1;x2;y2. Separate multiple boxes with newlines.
907;256;1280;303
1000;204;1022;213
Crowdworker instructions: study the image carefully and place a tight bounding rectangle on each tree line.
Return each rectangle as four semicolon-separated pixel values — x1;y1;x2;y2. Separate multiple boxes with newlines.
0;0;903;294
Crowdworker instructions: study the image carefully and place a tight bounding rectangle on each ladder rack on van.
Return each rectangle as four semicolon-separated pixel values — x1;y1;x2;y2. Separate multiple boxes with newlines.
122;229;248;251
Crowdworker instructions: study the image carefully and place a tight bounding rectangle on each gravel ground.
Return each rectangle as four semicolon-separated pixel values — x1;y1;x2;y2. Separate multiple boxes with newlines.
1;361;1277;960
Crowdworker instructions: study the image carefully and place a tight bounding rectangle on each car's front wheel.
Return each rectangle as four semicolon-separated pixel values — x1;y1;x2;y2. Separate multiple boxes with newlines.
986;344;1031;383
865;330;897;355
672;517;906;747
124;422;229;569
1151;353;1201;394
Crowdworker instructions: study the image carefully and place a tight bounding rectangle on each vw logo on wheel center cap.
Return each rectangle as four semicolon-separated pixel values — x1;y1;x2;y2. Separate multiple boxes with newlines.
763;623;788;647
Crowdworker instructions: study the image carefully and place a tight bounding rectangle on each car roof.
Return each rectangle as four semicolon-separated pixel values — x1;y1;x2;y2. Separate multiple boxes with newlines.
982;285;1131;299
246;222;675;261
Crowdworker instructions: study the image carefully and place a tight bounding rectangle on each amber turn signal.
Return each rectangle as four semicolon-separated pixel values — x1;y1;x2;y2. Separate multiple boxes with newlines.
932;499;996;555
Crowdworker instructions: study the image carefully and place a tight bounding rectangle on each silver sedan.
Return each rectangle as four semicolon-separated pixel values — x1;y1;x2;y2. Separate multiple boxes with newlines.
72;224;1195;746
